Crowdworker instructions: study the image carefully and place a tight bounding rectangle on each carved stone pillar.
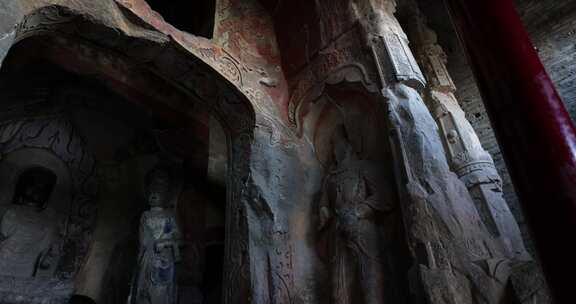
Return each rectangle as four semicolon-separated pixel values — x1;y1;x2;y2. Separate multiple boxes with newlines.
443;0;576;301
405;7;530;261
354;0;426;90
353;0;549;303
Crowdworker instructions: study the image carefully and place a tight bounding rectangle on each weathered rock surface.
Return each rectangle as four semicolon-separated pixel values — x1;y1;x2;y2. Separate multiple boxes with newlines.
0;0;551;303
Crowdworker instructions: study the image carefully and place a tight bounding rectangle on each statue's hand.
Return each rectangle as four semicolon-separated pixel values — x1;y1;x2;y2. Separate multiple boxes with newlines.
356;204;375;219
155;240;181;262
154;240;169;253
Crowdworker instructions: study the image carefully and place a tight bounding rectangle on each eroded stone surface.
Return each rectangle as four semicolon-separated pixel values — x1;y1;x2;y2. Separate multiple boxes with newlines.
0;0;551;303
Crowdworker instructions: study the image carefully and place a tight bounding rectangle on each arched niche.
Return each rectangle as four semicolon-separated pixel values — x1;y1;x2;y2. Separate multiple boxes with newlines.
299;80;413;302
0;117;97;302
0;5;256;304
302;84;388;166
0;149;74;216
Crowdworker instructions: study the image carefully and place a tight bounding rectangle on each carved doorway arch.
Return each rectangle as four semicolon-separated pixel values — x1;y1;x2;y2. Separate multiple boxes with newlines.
1;5;256;303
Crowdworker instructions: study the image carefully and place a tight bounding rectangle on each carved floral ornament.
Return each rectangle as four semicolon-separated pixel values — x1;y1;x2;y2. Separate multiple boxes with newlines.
285;23;382;128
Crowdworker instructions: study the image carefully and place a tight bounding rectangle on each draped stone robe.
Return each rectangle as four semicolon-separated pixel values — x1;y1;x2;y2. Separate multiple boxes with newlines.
320;151;397;304
129;208;180;304
0;204;59;278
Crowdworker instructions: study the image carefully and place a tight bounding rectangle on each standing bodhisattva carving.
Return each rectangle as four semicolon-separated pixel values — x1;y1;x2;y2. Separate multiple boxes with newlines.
319;127;396;304
129;167;181;304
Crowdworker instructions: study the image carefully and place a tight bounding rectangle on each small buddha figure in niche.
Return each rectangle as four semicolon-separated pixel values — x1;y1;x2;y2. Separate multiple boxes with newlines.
318;127;397;304
129;166;181;304
0;167;59;278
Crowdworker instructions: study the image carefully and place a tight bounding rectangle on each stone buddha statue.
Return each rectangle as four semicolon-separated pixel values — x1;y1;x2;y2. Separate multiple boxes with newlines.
0;167;60;278
129;166;181;304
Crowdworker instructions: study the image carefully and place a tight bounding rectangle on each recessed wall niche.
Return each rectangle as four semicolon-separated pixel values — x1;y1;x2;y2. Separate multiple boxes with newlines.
0;40;228;303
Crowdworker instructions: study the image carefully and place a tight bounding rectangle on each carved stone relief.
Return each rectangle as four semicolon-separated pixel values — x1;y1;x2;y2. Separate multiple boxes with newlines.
3;7;260;303
370;32;425;89
316;0;355;48
318;126;404;304
128;166;181;304
0;0;553;303
287;25;380;128
0;114;97;303
403;4;551;302
354;0;426;90
352;0;549;303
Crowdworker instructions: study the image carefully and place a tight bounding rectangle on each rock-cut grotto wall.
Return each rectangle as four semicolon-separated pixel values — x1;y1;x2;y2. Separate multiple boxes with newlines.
420;0;576;257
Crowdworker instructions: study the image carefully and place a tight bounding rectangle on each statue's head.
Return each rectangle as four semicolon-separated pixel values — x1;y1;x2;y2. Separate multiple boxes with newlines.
145;166;173;208
331;126;355;165
13;167;57;210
